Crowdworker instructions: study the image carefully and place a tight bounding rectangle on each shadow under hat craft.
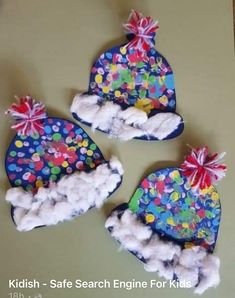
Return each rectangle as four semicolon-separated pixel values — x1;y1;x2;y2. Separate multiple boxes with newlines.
4;9;227;296
5;96;123;232
71;10;184;141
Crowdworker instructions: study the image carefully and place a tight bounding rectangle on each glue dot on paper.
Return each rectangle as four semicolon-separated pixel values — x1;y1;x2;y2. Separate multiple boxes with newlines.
15;140;23;148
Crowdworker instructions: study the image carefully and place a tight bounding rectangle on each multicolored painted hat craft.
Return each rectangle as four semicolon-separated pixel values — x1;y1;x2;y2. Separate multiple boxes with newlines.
5;96;123;232
105;146;226;294
71;10;184;141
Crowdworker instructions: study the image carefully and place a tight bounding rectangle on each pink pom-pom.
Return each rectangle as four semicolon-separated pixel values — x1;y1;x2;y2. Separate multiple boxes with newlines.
123;10;159;52
180;146;227;191
5;96;47;136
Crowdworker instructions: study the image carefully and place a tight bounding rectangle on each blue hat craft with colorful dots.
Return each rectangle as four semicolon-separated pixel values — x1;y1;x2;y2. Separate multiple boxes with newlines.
5;96;123;232
71;10;184;141
106;146;226;294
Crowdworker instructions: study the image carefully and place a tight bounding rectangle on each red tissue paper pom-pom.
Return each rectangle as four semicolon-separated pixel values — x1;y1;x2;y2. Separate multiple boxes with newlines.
5;95;47;136
180;146;227;191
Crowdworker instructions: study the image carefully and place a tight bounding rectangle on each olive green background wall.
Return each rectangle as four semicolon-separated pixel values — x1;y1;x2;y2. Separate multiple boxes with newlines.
0;0;234;297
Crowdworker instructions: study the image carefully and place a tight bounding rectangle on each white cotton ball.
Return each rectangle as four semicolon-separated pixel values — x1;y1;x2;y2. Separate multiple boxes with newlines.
94;195;107;208
131;223;152;241
116;124;144;141
5;187;33;209
17;211;44;232
57;175;70;191
38;201;57;225
92;101;120;131
74;171;94;184
119;235;144;252
109;155;124;175
13;207;27;225
107;209;152;253
142;113;181;140
194;255;220;295
96;185;109;205
73;198;91;213
93;165;111;187
111;225;130;239
119;107;148;126
106;173;122;191
52;202;74;223
179;246;207;268
120;209;137;224
144;258;174;280
175;265;199;288
70;94;100;123
30;200;43;212
142;235;181;261
105;212;120;229
35;187;51;202
110;118;125;137
86;188;97;205
141;234;160;259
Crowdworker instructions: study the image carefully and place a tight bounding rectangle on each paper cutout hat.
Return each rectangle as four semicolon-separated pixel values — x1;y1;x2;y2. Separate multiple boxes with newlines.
105;147;226;294
71;10;184;141
5;96;123;232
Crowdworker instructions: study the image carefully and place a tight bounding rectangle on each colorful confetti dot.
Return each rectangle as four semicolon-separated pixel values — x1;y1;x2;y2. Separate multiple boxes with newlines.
95;74;103;84
51;167;61;175
145;214;155;223
52;133;62;141
15;140;23;148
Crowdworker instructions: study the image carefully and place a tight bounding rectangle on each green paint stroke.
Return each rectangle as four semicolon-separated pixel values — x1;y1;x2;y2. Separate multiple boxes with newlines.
129;188;144;213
